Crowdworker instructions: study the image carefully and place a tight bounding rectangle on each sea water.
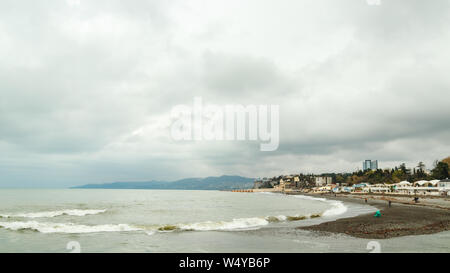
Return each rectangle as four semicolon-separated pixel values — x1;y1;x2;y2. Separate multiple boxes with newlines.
0;189;449;253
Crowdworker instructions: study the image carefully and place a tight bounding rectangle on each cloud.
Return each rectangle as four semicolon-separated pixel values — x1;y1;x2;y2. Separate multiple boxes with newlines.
0;0;449;187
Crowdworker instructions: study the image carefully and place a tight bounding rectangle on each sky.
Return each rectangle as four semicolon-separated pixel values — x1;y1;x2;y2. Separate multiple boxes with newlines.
1;0;449;188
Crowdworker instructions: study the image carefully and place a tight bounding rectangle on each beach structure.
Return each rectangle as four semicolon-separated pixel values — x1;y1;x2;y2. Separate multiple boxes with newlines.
392;181;413;195
375;179;449;196
439;179;450;196
332;187;340;193
352;183;368;192
386;180;444;196
331;186;353;193
414;180;439;187
397;181;412;187
439;179;450;189
313;179;449;196
342;187;353;193
364;183;390;193
312;186;332;193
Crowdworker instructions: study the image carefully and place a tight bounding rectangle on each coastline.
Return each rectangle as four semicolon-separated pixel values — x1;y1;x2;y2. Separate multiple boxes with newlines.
294;193;450;239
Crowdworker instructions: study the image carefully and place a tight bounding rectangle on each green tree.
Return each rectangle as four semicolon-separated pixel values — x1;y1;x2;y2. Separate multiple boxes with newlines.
431;161;449;180
417;162;425;170
399;163;407;173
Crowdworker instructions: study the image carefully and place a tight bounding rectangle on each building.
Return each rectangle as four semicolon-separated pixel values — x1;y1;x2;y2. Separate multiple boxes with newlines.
363;160;378;171
439;178;450;189
315;176;332;186
371;160;378;170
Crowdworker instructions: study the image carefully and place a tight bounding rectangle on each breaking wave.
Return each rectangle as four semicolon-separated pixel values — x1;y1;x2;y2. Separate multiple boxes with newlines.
254;192;349;218
154;213;323;233
0;209;106;219
289;194;348;217
322;201;348;217
178;217;269;231
0;221;141;234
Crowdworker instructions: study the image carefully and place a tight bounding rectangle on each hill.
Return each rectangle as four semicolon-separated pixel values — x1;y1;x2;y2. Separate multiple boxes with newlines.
71;175;255;190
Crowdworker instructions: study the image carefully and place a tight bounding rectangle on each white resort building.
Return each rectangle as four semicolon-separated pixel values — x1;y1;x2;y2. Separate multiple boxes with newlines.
319;178;450;196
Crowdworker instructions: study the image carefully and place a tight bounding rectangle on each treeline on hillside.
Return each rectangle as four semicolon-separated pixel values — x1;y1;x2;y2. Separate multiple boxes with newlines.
324;159;449;185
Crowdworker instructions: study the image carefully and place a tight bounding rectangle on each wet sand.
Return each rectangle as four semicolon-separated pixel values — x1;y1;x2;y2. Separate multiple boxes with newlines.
298;193;450;239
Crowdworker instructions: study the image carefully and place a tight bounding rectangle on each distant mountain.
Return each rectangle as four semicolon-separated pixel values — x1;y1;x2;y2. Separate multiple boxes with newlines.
71;175;255;190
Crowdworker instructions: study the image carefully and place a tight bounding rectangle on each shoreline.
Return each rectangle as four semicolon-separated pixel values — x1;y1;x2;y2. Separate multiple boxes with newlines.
294;193;450;239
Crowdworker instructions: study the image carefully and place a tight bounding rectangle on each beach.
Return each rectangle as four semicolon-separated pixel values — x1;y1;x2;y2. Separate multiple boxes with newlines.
298;193;450;239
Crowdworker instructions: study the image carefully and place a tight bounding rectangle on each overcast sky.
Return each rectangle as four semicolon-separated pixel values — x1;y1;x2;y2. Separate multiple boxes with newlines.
1;0;449;188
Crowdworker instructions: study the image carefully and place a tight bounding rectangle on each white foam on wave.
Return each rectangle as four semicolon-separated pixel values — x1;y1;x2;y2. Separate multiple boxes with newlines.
0;209;106;219
159;212;325;234
289;194;348;217
321;200;348;217
273;215;287;221
178;217;270;231
256;192;349;218
0;221;141;234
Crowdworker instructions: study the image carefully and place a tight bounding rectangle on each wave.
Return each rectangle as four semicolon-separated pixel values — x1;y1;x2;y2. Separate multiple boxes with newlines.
0;221;140;234
156;212;324;233
285;194;348;217
253;192;349;218
0;212;320;234
322;200;348;217
0;209;106;219
178;217;270;231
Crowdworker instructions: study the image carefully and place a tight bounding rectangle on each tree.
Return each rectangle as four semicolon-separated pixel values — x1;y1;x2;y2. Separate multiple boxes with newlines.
392;169;404;183
442;157;450;168
431;161;449;180
417;162;425;170
400;163;407;173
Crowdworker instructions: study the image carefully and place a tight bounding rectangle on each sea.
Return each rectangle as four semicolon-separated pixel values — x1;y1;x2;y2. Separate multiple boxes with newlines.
0;189;449;253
